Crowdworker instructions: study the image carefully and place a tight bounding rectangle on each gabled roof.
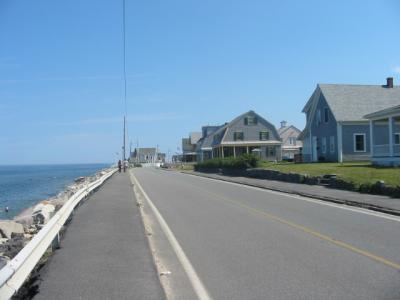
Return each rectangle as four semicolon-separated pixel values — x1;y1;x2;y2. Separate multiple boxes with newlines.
211;110;280;146
278;125;301;136
304;84;400;122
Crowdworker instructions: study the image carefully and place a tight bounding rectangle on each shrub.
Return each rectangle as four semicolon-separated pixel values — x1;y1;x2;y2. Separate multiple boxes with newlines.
195;154;260;170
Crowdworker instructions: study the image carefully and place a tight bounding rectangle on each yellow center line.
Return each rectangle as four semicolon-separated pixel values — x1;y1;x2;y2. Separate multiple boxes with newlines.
185;181;400;271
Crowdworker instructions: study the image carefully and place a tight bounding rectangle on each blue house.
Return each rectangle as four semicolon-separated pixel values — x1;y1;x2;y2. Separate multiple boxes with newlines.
299;77;400;162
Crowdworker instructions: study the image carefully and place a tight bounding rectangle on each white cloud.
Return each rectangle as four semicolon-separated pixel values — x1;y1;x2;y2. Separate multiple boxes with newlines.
394;66;400;74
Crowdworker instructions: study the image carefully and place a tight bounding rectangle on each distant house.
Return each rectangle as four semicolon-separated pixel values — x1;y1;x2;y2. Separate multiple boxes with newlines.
131;148;157;163
364;104;400;166
278;121;302;160
182;132;202;162
209;111;282;161
299;77;400;162
196;125;223;162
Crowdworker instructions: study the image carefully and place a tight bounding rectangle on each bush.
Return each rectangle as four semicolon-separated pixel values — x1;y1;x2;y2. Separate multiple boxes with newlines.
195;154;260;170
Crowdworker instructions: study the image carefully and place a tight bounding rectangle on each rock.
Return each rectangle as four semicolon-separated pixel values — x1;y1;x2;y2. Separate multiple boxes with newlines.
0;255;10;269
0;235;26;258
27;227;37;234
0;221;25;239
74;177;86;184
24;234;33;240
14;215;34;228
32;203;55;225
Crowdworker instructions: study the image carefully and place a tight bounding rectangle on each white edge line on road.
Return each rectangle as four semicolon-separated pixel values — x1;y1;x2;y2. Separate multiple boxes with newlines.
181;172;400;223
130;171;213;300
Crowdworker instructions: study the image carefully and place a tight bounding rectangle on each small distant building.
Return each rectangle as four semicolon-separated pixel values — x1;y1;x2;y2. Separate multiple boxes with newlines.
278;121;302;160
182;132;202;162
157;153;166;163
364;104;400;166
131;148;157;163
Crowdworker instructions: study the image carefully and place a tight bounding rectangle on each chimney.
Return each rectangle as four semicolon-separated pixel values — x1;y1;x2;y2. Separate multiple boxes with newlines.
280;120;287;128
386;77;394;88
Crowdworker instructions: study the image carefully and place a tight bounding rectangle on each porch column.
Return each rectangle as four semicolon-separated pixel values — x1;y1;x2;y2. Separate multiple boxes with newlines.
246;146;249;154
233;146;236;158
337;123;343;163
221;147;224;158
389;116;394;157
369;120;374;157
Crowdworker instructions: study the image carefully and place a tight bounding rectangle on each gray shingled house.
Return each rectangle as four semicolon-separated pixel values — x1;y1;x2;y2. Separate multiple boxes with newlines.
182;132;202;162
206;111;282;161
299;77;400;162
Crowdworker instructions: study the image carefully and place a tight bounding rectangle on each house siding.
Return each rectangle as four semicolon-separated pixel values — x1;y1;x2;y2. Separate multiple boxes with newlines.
341;124;370;161
310;94;338;161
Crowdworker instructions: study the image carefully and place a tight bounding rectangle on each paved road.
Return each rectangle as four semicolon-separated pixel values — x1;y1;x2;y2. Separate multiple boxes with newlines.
132;168;400;300
34;172;164;300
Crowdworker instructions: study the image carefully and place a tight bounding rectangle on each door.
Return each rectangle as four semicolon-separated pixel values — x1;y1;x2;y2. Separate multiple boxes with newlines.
312;136;318;162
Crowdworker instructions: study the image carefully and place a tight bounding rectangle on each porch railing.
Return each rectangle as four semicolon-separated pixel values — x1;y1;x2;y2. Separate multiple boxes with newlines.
373;144;400;157
373;144;390;157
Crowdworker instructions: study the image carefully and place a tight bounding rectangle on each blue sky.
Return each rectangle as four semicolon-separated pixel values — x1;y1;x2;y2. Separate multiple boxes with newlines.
1;0;399;164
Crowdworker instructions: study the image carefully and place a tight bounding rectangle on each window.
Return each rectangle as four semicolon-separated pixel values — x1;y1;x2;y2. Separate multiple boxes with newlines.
324;107;329;123
329;136;335;153
395;133;400;145
244;116;257;125
316;109;321;125
354;133;366;152
322;137;326;153
288;137;296;145
234;132;244;141
259;131;269;140
266;146;275;157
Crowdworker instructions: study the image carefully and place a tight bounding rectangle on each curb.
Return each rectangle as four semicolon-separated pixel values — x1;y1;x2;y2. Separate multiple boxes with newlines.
180;171;400;217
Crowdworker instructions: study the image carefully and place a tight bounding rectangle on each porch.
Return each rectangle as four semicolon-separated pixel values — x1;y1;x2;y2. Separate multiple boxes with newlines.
368;113;400;166
212;143;281;161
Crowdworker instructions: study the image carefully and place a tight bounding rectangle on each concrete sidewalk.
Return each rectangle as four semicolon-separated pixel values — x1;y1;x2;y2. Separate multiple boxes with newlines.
33;172;164;300
183;171;400;216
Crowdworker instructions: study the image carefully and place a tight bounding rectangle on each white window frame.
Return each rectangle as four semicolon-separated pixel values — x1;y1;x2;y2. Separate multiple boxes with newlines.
395;133;400;145
322;137;327;154
329;136;335;154
353;133;366;152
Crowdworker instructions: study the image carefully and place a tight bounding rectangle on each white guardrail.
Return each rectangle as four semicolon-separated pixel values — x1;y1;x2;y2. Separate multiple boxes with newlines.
0;168;117;300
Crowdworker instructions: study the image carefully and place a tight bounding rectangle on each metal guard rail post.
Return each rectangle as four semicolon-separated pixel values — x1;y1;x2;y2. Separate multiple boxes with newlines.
0;168;117;299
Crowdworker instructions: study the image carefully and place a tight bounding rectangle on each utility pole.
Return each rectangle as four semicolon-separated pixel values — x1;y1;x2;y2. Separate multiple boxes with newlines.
123;116;126;161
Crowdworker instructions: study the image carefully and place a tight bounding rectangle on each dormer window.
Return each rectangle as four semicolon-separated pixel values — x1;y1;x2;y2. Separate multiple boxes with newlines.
324;107;329;123
244;116;257;125
213;135;219;143
259;131;269;141
234;132;244;141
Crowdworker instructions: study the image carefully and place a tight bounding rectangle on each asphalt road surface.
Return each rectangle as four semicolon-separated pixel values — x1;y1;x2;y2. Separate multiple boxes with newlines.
132;168;400;300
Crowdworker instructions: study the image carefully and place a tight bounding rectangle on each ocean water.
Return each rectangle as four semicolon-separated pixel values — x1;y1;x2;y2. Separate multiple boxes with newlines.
0;164;110;219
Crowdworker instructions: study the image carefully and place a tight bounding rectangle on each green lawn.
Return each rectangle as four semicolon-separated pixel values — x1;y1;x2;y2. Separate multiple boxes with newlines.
259;161;400;187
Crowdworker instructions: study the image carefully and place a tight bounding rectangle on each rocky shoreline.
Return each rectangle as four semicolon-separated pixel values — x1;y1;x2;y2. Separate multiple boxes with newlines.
0;167;112;270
